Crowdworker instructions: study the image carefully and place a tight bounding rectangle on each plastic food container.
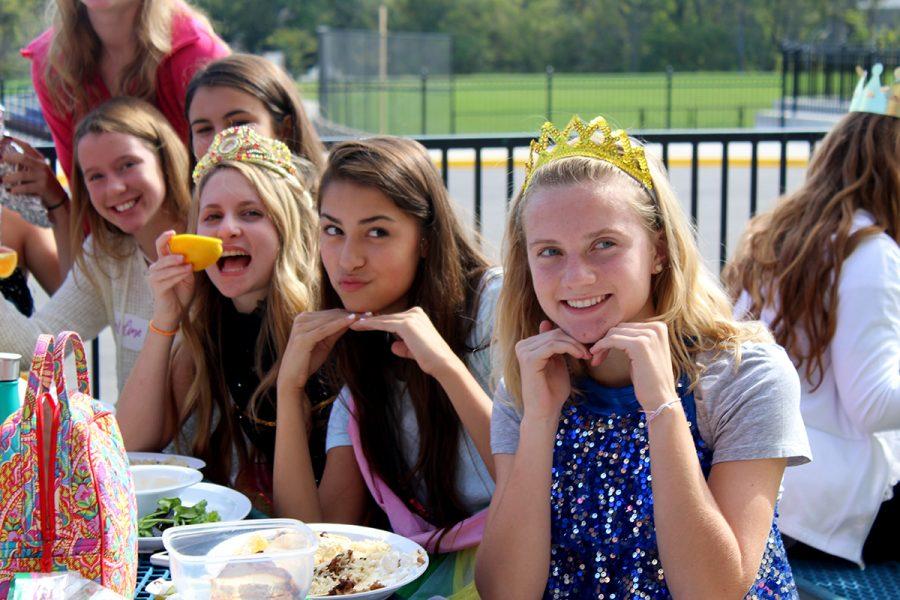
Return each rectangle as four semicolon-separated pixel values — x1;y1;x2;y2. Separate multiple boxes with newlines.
162;519;317;599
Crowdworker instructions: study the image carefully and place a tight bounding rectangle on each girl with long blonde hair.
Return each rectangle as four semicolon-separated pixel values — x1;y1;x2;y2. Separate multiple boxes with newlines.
0;97;190;393
117;126;320;510
476;115;811;599
725;110;900;565
4;0;227;272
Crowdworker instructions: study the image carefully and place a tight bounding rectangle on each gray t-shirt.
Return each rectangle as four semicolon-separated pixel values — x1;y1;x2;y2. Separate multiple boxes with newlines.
327;269;502;514
491;342;812;467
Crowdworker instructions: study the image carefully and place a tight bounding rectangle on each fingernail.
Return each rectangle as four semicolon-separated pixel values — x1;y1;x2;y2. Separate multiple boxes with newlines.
364;311;373;316
347;313;356;319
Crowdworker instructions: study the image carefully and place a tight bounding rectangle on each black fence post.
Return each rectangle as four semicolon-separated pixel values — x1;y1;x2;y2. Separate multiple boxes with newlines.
792;48;800;115
738;105;744;127
420;68;428;135
546;65;554;122
639;107;646;128
665;65;674;129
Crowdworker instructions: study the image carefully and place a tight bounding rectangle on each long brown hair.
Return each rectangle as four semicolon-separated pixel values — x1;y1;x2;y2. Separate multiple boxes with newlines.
318;137;491;530
498;139;771;409
44;0;217;119
724;112;900;388
69;97;190;279
179;161;319;483
185;53;326;179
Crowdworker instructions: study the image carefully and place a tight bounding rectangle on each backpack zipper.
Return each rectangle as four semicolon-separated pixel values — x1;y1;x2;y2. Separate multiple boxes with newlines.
35;392;60;572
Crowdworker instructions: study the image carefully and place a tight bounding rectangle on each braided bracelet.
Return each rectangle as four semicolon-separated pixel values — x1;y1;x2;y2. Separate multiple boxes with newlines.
641;399;681;424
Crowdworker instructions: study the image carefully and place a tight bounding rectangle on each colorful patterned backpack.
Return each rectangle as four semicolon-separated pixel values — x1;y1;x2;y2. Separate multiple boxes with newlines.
0;332;137;597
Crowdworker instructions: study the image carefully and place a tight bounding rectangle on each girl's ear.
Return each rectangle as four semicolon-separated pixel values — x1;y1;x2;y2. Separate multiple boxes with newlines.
651;230;667;274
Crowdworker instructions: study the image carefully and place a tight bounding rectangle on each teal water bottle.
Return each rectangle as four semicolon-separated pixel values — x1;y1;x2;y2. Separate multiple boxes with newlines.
0;352;22;423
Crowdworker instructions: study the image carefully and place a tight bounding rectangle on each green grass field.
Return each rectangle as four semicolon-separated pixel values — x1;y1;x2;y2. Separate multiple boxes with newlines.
301;71;782;135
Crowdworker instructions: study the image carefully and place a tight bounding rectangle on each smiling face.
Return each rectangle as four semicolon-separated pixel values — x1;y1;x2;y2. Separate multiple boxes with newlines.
188;86;279;159
319;180;423;314
78;130;169;239
196;168;280;312
523;182;662;344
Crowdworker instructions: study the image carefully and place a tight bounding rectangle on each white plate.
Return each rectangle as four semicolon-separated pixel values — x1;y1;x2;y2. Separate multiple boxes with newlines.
307;523;429;600
138;482;252;553
128;451;206;470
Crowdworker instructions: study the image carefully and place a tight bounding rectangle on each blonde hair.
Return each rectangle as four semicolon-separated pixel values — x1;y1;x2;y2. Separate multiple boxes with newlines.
69;97;190;278
179;161;319;482
44;0;214;118
724;112;899;388
496;146;771;408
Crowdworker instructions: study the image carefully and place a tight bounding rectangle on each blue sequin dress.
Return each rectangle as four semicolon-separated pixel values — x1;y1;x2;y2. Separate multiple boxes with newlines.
545;376;797;599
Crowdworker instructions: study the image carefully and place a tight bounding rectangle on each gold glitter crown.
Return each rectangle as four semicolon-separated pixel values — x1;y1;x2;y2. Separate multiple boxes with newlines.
193;126;299;184
522;115;654;193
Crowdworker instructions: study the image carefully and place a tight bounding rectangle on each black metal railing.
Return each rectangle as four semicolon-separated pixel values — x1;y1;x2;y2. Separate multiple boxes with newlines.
779;43;900;123
35;127;828;396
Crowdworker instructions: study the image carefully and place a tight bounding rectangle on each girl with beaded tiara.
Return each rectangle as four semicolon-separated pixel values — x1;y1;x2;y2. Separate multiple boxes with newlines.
116;126;320;510
0;97;190;394
273;137;501;598
475;115;811;599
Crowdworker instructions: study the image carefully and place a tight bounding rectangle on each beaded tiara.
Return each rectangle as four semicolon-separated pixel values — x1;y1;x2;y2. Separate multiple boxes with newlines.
192;126;299;184
522;115;654;193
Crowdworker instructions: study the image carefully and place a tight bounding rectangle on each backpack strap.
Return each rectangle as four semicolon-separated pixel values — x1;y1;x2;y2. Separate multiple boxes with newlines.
50;331;90;397
22;334;55;422
50;331;90;418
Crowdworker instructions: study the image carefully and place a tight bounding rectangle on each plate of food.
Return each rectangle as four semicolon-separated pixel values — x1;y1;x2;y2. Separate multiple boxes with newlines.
128;451;206;470
138;482;251;553
308;523;429;599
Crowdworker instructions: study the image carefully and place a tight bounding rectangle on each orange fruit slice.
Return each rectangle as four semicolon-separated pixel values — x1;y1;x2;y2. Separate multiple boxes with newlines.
0;250;18;279
168;234;223;272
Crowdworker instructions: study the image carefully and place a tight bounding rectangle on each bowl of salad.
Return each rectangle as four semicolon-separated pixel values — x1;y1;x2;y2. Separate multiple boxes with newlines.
132;464;203;519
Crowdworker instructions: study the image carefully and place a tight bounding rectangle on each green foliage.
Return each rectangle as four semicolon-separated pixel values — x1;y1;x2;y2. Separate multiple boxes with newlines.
190;0;891;74
0;0;44;79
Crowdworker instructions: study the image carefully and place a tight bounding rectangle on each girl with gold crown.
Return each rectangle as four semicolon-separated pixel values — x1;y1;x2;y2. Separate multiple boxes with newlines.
476;115;811;598
116;126;322;512
725;65;899;567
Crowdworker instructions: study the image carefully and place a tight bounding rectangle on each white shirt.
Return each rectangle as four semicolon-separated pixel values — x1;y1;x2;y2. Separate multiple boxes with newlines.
736;210;900;565
0;236;153;395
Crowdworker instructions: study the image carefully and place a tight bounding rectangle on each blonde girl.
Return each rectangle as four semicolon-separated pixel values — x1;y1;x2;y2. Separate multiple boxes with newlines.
0;97;189;394
117;126;320;510
476;116;811;599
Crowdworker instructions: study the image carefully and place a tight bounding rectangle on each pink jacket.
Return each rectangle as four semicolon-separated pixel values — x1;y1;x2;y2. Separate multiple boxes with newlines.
22;11;229;177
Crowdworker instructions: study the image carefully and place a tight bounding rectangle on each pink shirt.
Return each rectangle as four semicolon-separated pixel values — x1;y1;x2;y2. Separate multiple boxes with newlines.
22;12;229;177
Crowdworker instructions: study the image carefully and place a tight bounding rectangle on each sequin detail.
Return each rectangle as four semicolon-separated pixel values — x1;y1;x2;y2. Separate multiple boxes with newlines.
545;378;797;599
